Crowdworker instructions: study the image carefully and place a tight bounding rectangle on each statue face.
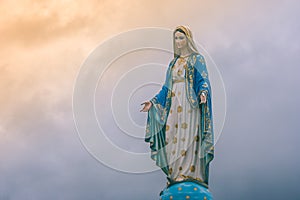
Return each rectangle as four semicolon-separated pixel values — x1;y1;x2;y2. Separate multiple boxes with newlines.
174;31;188;49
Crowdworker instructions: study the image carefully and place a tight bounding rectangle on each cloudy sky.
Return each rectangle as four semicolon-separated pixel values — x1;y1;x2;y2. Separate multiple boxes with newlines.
1;0;300;199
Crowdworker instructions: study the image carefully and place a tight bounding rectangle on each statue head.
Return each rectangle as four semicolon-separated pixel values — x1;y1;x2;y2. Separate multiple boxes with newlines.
173;25;200;57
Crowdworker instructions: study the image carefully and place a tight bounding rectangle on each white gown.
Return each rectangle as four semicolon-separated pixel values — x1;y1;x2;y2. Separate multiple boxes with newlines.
165;56;204;183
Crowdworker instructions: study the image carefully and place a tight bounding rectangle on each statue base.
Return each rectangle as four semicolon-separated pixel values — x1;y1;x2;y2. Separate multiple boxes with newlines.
159;181;213;200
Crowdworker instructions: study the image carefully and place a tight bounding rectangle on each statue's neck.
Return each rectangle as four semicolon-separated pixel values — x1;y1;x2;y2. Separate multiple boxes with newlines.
179;47;191;57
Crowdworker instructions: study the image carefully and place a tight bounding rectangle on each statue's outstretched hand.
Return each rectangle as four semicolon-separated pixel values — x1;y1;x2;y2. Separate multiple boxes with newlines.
200;93;207;104
140;101;152;112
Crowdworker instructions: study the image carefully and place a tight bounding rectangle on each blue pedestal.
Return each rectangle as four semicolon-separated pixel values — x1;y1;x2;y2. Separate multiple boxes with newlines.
160;181;213;200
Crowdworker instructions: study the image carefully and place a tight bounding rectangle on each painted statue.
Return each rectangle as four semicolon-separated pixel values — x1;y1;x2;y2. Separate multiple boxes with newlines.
141;25;214;189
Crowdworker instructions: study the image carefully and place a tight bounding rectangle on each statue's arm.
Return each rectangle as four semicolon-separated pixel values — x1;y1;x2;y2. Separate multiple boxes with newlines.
194;55;211;98
150;63;172;107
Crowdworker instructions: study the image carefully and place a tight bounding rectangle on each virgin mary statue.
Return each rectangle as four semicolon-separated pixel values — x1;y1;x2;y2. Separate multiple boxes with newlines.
141;25;214;188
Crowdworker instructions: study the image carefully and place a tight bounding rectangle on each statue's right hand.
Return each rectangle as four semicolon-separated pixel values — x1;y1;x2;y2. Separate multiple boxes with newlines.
140;101;152;112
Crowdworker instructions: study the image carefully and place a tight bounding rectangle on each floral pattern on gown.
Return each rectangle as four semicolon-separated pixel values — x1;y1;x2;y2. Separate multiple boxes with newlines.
165;56;204;183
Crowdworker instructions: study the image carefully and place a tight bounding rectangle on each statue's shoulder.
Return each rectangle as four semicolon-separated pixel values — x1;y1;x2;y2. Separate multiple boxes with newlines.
188;53;201;66
190;53;206;66
169;56;179;67
194;53;204;60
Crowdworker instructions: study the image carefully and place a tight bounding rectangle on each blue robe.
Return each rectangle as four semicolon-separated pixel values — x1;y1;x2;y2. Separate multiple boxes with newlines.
145;53;214;186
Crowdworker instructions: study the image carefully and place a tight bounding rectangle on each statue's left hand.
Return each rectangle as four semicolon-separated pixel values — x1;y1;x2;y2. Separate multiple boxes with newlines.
200;93;207;104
